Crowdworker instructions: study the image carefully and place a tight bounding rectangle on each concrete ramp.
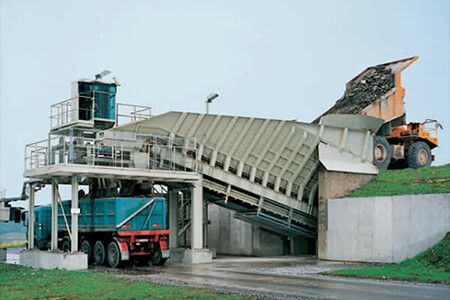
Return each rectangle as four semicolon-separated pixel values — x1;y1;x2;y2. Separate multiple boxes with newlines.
113;112;379;237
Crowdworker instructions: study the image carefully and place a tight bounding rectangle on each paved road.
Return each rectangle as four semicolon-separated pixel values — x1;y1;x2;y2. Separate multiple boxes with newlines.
125;256;450;300
6;251;449;299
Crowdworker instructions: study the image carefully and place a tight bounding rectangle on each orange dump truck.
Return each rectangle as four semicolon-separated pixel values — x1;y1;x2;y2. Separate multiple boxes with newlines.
314;56;441;169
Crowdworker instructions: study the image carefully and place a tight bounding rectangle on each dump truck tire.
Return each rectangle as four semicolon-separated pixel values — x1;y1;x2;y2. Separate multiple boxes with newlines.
373;136;392;169
151;245;167;266
80;240;92;263
407;141;431;169
61;239;71;252
93;241;106;265
107;241;121;268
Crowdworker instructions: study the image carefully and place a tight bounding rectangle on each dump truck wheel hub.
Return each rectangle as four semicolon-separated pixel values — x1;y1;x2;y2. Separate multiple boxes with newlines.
418;148;429;165
375;144;387;162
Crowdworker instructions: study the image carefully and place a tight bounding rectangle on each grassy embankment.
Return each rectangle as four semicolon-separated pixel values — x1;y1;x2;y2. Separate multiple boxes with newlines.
325;232;450;284
0;241;27;248
349;164;450;197
0;263;253;299
328;165;450;284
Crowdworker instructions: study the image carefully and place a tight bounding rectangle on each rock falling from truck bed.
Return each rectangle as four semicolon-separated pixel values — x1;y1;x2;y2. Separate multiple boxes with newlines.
312;65;395;123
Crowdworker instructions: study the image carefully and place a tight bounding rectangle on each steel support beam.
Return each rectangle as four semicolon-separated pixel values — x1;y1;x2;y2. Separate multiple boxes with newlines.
203;201;208;248
27;185;35;249
51;181;58;250
168;190;179;248
191;179;203;249
71;176;79;252
290;237;295;255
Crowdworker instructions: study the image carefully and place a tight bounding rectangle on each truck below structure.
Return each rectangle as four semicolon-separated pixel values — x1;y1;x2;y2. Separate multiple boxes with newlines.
24;196;170;268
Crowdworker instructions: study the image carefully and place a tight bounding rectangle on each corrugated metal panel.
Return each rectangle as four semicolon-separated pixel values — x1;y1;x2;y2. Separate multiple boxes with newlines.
116;112;320;198
113;112;376;237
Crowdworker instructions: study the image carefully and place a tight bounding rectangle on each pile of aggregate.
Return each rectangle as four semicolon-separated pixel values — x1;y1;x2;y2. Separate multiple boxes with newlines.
312;66;395;123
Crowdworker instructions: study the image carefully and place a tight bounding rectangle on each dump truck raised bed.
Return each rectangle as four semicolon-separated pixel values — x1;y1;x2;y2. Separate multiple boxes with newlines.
24;197;169;268
314;56;441;169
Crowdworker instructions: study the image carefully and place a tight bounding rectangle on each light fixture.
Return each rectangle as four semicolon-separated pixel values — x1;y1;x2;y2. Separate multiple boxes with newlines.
206;93;219;114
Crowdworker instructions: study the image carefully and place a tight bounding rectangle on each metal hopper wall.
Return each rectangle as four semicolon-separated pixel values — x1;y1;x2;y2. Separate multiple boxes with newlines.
113;112;379;237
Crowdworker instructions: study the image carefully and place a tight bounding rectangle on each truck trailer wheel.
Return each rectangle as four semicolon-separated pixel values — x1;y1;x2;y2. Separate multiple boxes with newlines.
80;240;92;263
151;245;167;266
107;241;121;268
61;239;71;252
373;136;392;169
407;141;431;169
93;241;106;265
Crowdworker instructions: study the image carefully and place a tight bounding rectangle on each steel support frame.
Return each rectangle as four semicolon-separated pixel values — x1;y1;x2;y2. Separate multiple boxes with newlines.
71;176;79;252
51;181;58;250
191;179;203;249
168;190;179;248
27;185;35;249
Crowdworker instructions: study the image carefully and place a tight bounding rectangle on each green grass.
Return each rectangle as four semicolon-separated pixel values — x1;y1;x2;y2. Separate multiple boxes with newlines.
325;233;450;284
349;164;450;197
0;241;27;248
0;263;253;300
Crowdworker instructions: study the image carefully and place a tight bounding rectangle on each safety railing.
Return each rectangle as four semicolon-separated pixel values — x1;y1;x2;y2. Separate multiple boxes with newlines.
50;97;80;129
116;103;152;126
25;134;197;173
24;139;49;171
422;119;442;142
50;90;116;130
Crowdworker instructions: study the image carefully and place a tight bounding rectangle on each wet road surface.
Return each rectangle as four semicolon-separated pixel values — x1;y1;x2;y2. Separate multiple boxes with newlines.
5;251;450;299
95;256;450;300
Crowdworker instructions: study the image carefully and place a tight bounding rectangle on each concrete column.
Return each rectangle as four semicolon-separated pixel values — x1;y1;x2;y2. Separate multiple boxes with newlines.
71;177;79;252
28;185;35;250
191;179;203;249
317;170;374;259
51;181;58;250
203;201;208;248
168;190;179;248
289;237;295;255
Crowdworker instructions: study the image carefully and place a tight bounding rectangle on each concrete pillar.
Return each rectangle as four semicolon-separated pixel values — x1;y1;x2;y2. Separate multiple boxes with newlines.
51;181;58;250
251;225;261;256
71;177;79;252
28;185;35;250
168;190;179;248
203;201;208;248
317;170;374;259
191;179;203;249
289;237;295;255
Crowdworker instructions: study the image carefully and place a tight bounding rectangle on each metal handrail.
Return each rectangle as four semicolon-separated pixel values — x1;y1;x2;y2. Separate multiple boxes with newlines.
24;133;197;173
116;103;152;125
50;90;117;130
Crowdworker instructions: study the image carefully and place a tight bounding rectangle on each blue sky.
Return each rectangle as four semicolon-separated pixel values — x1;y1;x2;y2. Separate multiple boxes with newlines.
0;0;449;205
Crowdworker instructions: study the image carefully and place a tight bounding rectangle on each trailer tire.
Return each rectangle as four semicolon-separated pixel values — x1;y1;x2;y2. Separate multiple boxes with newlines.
373;136;392;169
80;240;92;263
107;241;121;268
61;239;71;252
93;241;106;265
407;141;431;169
151;245;167;266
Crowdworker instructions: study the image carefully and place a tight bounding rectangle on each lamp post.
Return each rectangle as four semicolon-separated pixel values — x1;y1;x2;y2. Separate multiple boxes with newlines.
206;93;219;114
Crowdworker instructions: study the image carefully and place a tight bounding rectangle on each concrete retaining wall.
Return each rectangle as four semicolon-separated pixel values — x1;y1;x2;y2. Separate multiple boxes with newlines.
322;193;450;263
208;205;286;256
318;170;375;259
20;250;88;270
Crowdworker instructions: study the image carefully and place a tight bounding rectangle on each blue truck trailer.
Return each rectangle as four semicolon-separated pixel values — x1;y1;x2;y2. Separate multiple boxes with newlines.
25;197;170;268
